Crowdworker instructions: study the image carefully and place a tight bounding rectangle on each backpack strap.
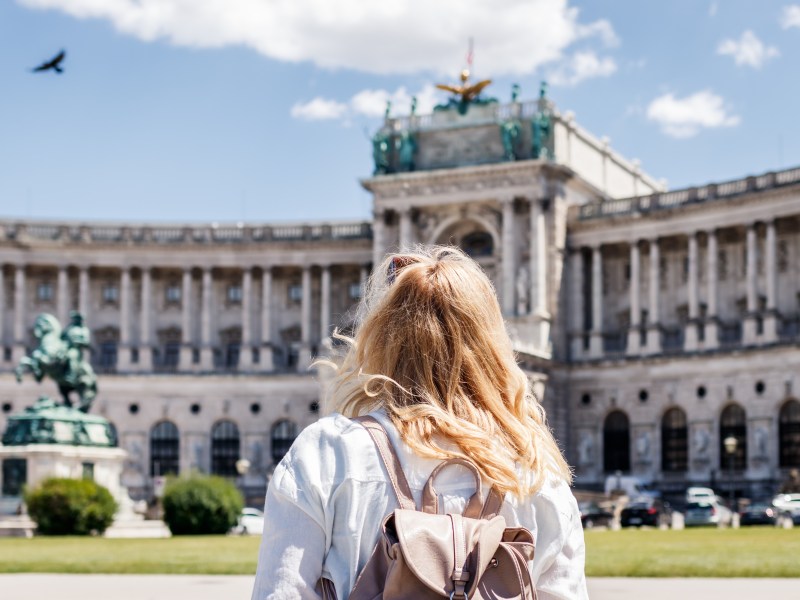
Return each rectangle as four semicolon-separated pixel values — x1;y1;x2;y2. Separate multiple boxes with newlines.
354;415;416;511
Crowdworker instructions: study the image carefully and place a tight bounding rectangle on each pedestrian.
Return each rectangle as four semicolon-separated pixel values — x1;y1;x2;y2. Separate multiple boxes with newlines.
252;245;587;599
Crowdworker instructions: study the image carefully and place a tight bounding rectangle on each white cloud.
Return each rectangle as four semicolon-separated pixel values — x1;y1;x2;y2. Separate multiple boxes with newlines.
292;84;440;122
17;0;618;76
781;5;800;29
548;51;616;86
290;97;348;121
717;30;779;68
646;91;740;138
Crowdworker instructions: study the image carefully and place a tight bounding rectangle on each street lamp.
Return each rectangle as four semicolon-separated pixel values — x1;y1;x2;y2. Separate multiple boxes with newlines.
235;457;251;501
723;435;738;512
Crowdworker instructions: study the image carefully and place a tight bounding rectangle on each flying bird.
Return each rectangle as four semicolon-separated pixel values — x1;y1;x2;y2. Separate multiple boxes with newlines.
32;50;66;74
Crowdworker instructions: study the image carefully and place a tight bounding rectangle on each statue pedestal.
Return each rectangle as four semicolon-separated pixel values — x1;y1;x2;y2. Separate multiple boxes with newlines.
0;444;127;515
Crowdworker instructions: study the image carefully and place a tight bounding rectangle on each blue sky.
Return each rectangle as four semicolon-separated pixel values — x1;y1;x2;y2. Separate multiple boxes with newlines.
1;0;799;223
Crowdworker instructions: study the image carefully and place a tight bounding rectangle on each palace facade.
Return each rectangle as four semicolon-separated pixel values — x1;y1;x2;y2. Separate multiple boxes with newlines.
1;90;799;502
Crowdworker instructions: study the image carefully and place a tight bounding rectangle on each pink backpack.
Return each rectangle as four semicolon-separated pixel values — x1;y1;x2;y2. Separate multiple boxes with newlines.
317;416;537;599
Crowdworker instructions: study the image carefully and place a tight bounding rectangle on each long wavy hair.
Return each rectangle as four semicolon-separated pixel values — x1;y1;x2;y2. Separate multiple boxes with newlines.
325;245;571;497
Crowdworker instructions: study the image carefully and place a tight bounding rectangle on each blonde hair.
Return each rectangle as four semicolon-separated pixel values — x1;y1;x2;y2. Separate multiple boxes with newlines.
324;245;571;497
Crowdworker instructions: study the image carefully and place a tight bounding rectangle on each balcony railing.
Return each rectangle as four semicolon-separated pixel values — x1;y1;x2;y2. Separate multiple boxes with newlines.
579;166;800;220
1;220;372;245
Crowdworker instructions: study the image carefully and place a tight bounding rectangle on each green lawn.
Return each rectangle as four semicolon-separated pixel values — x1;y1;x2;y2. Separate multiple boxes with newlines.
584;527;800;577
0;528;798;577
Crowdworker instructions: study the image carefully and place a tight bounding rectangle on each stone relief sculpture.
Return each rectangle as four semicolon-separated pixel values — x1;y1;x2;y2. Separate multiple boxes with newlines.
515;265;530;315
693;428;710;456
755;426;768;456
635;431;651;459
578;431;594;465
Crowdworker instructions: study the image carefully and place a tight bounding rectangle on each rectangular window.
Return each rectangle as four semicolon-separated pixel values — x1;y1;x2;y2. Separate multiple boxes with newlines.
348;282;363;300
165;285;181;303
288;283;302;303
102;283;119;304
227;285;243;303
164;342;180;367
37;282;53;302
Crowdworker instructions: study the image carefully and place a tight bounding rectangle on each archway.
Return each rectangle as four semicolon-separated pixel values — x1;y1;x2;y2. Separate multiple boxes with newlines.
719;404;747;471
150;420;179;477
211;420;241;477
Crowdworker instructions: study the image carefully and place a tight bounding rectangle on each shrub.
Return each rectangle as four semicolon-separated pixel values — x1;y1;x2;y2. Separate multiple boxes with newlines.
25;477;117;535
162;474;243;535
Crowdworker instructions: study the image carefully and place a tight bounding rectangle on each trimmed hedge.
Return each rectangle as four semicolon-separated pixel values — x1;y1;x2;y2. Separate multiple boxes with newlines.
25;477;117;535
162;474;243;535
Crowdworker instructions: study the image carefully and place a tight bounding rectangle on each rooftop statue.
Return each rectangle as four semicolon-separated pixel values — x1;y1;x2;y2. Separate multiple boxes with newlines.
435;68;496;115
532;81;554;160
14;311;98;413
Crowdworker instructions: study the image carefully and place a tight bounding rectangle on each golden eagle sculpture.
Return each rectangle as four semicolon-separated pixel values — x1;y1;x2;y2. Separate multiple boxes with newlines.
436;69;492;104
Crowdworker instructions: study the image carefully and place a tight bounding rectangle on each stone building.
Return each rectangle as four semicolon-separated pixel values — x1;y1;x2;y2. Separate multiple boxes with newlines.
1;87;798;502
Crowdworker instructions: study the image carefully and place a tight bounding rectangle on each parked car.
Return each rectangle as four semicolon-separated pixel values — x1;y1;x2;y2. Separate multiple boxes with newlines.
233;507;265;535
772;493;800;525
579;501;614;529
684;500;733;527
739;501;781;526
620;497;673;528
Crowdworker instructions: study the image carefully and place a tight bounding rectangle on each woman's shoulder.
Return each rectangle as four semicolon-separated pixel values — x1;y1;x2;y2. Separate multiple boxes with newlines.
276;413;381;488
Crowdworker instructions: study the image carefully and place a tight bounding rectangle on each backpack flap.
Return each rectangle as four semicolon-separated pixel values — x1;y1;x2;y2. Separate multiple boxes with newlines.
389;509;507;596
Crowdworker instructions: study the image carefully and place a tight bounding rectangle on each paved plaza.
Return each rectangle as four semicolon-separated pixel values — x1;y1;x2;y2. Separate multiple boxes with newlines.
0;574;797;599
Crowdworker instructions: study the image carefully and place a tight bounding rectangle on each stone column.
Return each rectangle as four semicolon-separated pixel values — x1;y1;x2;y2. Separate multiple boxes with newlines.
57;265;69;325
530;198;550;350
589;246;603;358
118;267;132;370
569;249;585;359
260;267;274;371
626;241;641;355
360;264;370;295
179;268;194;369
645;238;662;355
11;264;26;363
763;220;778;342
200;267;214;370
398;208;413;249
241;268;253;370
742;224;759;345
684;233;700;352
139;267;153;370
501;197;516;316
78;266;89;317
373;209;387;272
705;230;719;349
298;266;313;370
320;265;331;340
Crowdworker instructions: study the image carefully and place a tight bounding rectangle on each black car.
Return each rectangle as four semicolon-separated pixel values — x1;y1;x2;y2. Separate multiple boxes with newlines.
620;497;672;528
579;501;614;529
739;502;780;526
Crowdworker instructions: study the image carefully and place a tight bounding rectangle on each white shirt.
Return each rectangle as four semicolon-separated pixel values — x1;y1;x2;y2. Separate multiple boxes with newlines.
251;410;588;600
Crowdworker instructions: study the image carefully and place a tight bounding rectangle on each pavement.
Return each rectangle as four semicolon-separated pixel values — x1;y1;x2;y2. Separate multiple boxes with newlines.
0;574;798;599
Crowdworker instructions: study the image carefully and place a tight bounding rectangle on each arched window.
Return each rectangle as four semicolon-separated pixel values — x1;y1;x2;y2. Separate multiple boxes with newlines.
461;231;494;257
271;420;298;464
779;399;800;468
150;421;179;477
211;420;241;477
719;404;747;471
661;408;688;472
603;411;630;473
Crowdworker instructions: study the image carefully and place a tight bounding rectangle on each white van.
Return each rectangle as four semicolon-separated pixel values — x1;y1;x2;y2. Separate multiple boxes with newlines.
685;487;715;503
